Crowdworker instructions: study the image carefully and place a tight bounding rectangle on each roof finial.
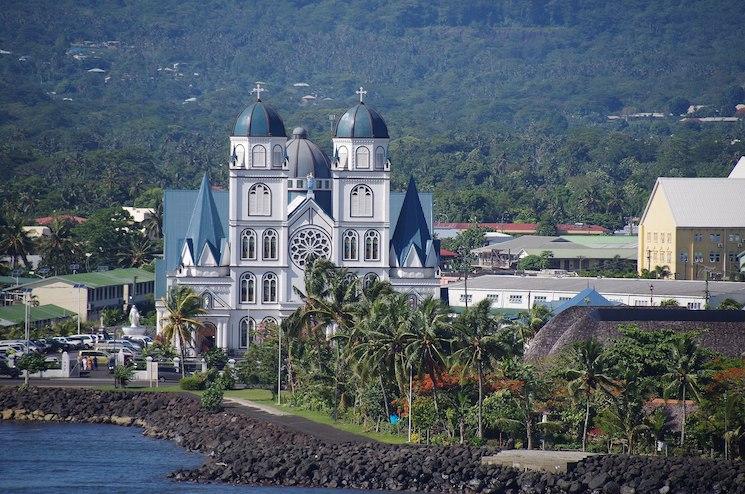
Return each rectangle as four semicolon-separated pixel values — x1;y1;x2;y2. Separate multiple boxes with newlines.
251;81;266;101
355;86;367;103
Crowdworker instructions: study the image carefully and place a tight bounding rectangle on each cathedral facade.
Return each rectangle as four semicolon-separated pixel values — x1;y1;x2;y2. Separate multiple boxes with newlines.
156;89;440;353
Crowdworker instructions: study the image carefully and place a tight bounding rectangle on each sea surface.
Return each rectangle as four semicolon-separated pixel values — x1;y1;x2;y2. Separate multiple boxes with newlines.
0;421;382;494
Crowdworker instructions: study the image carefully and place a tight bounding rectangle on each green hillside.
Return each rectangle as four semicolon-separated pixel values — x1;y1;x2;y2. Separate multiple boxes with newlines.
1;0;744;227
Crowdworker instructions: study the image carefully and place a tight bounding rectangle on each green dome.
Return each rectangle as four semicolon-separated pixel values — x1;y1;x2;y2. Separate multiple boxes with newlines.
333;102;388;139
233;100;286;137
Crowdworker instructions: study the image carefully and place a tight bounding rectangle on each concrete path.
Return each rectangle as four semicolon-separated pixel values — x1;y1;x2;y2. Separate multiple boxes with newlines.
223;396;290;416
222;399;375;444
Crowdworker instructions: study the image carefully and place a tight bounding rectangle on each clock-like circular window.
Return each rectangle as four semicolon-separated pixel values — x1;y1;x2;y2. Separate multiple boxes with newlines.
289;228;332;268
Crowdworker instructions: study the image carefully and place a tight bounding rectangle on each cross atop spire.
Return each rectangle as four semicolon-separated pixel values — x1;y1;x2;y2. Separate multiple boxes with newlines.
355;86;367;103
251;81;266;101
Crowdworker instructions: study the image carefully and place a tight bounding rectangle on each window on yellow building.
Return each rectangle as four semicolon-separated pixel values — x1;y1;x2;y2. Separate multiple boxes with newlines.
647;232;651;243
694;233;703;242
667;233;672;243
653;233;658;242
709;251;720;263
680;252;688;262
710;233;721;243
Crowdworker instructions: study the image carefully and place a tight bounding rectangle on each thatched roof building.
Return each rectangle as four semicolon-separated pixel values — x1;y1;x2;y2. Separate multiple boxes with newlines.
526;306;745;360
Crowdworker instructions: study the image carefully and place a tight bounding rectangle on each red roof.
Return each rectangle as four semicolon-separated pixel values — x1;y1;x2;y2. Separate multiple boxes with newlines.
35;215;87;226
439;247;457;257
434;222;538;233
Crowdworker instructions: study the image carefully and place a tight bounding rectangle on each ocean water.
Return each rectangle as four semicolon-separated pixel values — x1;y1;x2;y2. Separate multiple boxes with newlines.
0;421;381;494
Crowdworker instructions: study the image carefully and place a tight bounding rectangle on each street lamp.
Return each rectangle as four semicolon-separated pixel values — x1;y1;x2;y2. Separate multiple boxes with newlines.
20;288;32;386
73;284;86;333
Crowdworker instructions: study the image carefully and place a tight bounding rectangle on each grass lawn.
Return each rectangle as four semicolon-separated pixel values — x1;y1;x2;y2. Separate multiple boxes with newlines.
90;385;406;444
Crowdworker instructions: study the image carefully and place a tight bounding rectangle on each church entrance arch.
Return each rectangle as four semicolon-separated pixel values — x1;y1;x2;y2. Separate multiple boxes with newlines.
196;322;216;354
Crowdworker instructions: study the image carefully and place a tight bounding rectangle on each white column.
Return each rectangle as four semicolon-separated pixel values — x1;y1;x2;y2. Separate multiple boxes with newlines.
220;322;228;351
215;323;222;349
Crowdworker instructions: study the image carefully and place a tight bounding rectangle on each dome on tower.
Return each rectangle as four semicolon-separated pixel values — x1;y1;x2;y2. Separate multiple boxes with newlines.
333;102;389;139
285;127;331;178
233;100;287;137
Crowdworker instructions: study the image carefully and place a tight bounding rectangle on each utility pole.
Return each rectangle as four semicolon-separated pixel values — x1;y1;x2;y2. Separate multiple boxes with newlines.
277;323;282;406
649;284;654;306
408;366;413;443
23;289;30;386
704;271;710;308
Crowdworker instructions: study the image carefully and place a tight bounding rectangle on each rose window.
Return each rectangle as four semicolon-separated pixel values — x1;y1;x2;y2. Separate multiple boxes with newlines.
289;228;332;268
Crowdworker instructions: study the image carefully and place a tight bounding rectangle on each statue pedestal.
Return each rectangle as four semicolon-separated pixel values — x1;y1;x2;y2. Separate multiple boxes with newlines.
122;325;146;336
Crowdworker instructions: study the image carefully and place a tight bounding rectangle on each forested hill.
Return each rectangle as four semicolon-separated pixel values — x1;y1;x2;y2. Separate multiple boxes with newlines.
2;0;745;228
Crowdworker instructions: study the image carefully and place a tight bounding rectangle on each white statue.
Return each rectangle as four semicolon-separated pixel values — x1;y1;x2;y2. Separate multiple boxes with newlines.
128;305;140;328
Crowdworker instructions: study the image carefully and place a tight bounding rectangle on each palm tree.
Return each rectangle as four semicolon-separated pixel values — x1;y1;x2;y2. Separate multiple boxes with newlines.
0;213;35;269
563;340;617;451
403;296;450;413
38;217;80;274
118;234;156;267
160;285;206;376
451;299;510;438
142;197;163;239
662;335;708;446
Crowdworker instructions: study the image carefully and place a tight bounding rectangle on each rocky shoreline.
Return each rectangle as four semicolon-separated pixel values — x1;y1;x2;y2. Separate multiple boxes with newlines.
1;387;744;494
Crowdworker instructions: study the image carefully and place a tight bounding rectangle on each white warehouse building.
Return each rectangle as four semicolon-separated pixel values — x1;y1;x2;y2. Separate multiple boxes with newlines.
447;275;745;311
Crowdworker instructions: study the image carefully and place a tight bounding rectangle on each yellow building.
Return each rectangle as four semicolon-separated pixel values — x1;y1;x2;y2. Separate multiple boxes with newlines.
638;158;745;280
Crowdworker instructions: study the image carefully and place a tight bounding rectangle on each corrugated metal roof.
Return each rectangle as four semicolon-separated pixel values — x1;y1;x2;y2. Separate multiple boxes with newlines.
448;274;745;299
0;304;75;326
521;247;636;260
657;177;745;227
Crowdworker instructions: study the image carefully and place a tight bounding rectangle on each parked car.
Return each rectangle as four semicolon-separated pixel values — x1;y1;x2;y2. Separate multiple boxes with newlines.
156;363;181;382
78;349;111;366
97;343;136;358
43;338;69;353
67;335;94;349
108;339;142;353
0;359;20;378
123;335;153;348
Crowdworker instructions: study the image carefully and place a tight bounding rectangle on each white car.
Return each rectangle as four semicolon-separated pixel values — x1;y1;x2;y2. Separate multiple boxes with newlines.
66;335;94;349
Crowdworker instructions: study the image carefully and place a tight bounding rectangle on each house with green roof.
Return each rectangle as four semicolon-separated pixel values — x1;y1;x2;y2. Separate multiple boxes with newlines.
2;268;154;323
0;304;76;328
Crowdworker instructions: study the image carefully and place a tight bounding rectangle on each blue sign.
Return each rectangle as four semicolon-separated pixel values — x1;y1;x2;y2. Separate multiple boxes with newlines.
389;414;399;425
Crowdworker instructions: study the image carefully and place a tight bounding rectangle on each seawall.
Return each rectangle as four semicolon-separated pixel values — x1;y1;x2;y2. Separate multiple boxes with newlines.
1;387;744;493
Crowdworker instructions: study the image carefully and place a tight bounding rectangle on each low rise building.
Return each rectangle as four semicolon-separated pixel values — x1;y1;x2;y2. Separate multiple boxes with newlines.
0;304;75;329
471;235;637;272
638;157;745;280
2;268;154;322
433;222;607;239
447;274;745;311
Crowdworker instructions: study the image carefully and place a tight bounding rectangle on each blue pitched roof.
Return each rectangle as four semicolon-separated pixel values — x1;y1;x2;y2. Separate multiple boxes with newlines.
157;183;229;296
390;177;434;265
185;175;226;263
548;287;621;315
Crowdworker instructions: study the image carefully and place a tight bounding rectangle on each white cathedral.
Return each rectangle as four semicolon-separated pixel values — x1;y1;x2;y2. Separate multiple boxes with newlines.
155;86;440;354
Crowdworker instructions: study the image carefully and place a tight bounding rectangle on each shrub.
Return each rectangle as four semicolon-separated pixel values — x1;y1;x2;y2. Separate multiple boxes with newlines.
201;383;224;412
180;371;209;390
215;368;236;390
204;347;228;370
17;353;47;374
113;365;135;388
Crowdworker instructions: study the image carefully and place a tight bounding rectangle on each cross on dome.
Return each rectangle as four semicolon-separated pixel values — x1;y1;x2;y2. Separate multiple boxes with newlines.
251;81;266;101
356;86;367;103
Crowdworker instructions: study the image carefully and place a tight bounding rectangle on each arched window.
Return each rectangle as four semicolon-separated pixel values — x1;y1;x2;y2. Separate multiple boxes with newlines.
337;146;348;169
233;144;245;167
364;230;380;261
239;272;256;303
363;272;379;289
350;185;373;217
262;316;278;328
262;229;278;260
262;272;278;303
375;146;385;169
355;146;370;169
202;292;212;309
342;230;358;261
241;229;257;260
239;317;255;348
272;145;284;168
248;183;271;216
252;145;267;167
